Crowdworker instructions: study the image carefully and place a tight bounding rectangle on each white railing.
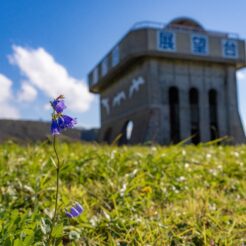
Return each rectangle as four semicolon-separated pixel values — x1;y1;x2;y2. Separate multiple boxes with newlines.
130;21;239;39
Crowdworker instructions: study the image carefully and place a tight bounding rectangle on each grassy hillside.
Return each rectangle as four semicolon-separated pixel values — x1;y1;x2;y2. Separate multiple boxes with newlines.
0;142;246;245
0;120;82;144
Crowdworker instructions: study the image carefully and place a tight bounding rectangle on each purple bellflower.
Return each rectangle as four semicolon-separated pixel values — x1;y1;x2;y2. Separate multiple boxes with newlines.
50;95;77;135
58;115;77;129
65;202;84;218
48;95;80;243
51;95;66;113
51;119;60;135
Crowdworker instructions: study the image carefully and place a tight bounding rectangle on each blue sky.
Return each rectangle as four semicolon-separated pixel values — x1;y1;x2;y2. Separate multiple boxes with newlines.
1;0;246;129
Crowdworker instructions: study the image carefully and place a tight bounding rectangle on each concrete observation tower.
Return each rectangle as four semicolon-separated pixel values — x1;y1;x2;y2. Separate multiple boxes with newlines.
88;17;246;145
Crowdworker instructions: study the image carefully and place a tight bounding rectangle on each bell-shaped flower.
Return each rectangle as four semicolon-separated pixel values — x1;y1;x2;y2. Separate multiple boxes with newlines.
58;115;77;129
52;98;66;113
51;119;60;135
65;202;84;218
50;95;76;135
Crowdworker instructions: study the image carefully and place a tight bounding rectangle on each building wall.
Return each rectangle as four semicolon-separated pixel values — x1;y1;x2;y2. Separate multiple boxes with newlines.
99;56;245;144
225;66;245;143
148;58;245;144
99;108;157;144
99;57;167;144
100;59;149;124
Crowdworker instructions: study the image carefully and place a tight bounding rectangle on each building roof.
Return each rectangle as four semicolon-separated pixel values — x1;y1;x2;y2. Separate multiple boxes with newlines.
167;17;204;31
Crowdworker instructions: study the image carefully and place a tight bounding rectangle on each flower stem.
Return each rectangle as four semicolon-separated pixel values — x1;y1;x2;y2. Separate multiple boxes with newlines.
48;135;61;244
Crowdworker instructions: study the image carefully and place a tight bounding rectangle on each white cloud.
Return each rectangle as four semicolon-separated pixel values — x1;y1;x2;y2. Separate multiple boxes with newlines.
9;45;94;113
43;103;51;111
237;69;246;132
237;70;246;80
0;74;20;119
0;74;12;102
18;81;37;102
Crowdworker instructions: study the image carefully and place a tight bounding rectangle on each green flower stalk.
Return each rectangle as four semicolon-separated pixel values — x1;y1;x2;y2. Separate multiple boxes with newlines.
47;95;77;244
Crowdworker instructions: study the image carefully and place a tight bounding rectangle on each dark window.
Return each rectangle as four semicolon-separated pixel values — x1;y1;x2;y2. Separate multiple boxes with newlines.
118;120;134;145
103;127;112;144
169;87;180;143
209;89;218;140
189;88;200;144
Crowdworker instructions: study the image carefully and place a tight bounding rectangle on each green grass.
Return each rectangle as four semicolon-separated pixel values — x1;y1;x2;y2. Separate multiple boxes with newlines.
0;141;246;245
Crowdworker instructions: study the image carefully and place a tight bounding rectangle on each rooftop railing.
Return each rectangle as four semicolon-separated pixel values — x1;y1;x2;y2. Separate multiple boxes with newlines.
130;21;239;39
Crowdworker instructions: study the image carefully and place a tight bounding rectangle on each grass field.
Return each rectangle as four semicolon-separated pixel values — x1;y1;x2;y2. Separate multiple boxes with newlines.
0;141;246;245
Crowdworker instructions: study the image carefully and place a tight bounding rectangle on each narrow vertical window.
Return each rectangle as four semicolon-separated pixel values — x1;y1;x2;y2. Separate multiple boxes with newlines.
169;87;180;143
112;46;119;67
189;88;200;144
118;120;134;145
209;89;218;140
92;67;98;85
126;121;134;141
101;57;108;76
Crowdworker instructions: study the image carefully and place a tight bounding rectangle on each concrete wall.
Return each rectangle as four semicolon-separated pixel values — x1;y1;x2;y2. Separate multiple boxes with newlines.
99;108;155;144
225;66;246;143
149;58;245;144
99;58;164;144
100;59;149;124
99;56;245;144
